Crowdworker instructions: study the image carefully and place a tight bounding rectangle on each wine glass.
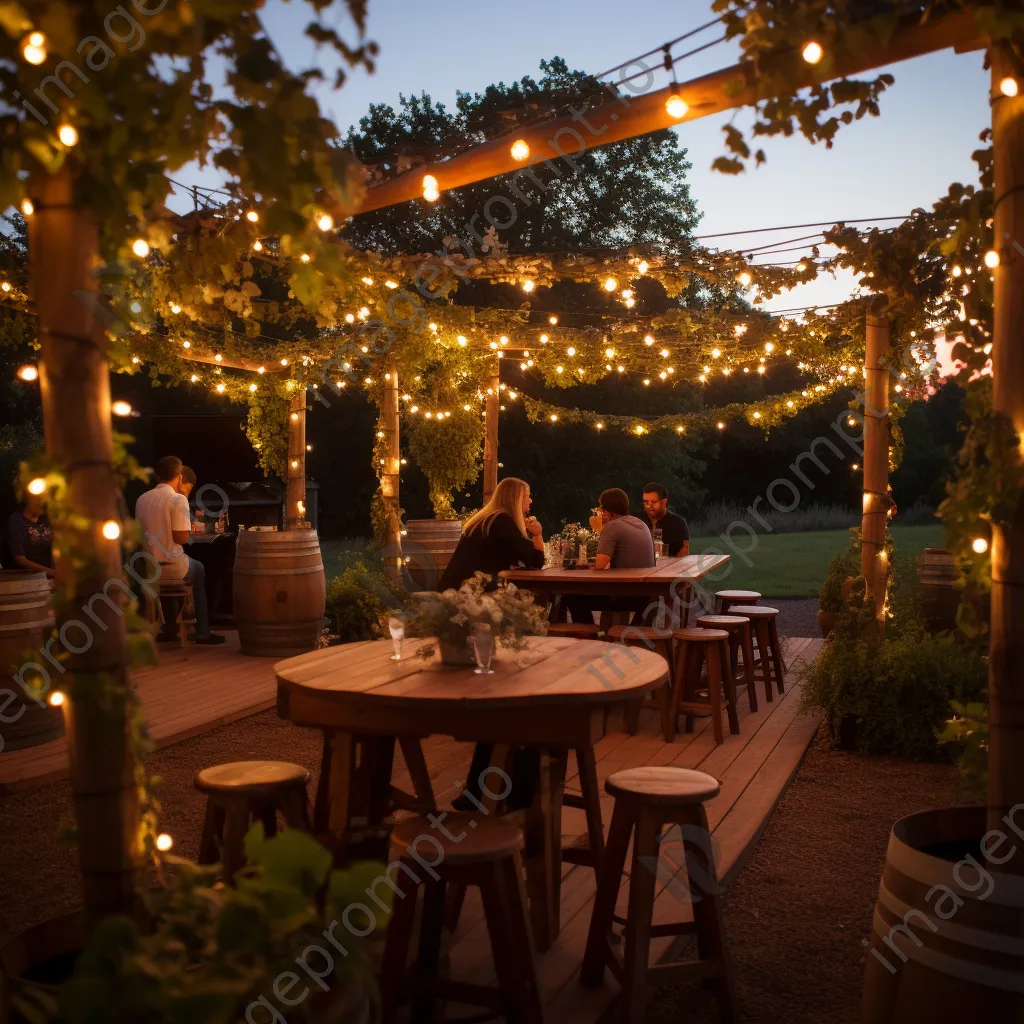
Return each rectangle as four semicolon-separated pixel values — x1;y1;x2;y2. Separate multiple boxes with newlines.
469;624;495;675
388;616;405;661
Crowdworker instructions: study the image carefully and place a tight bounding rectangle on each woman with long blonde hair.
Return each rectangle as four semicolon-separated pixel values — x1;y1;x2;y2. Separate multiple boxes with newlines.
437;476;545;591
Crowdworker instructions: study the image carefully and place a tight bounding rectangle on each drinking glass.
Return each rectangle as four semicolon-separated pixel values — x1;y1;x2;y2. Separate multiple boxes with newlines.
388;616;405;661
469;624;495;675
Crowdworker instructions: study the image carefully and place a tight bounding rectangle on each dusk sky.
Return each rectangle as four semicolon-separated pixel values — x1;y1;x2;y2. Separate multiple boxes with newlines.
182;0;993;313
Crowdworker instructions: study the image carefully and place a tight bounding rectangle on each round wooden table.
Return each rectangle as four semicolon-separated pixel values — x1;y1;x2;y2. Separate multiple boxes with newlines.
275;634;669;949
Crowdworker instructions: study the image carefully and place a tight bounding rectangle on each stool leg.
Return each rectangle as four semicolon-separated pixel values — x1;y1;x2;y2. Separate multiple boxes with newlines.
719;639;740;736
480;855;543;1024
280;786;312;831
753;620;776;703
411;876;446;1024
621;807;661;1023
705;642;725;746
582;799;635;986
683;806;736;1022
625;694;643;735
575;746;605;878
769;619;786;695
222;800;251;882
379;859;421;1024
740;625;759;711
198;799;223;865
259;805;279;840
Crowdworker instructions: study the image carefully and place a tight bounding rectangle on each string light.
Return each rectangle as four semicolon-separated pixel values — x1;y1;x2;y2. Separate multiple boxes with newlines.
0;282;9;292
637;260;649;275
549;316;558;325
985;250;1000;268
737;271;752;287
972;537;989;554
57;123;78;147
249;383;257;393
753;411;761;420
644;335;655;346
155;833;174;852
711;348;721;358
317;213;334;231
1001;77;1019;97
511;140;530;161
604;277;618;292
214;353;222;362
21;31;46;64
665;95;689;119
300;253;311;263
281;358;289;366
717;422;725;431
676;426;685;434
112;401;132;417
291;460;299;469
422;175;440;203
802;41;824;64
500;335;509;345
796;262;807;272
132;239;150;258
48;690;64;707
27;478;46;496
567;346;576;356
253;240;263;252
457;335;468;347
216;383;225;393
190;374;199;383
550;414;558;422
246;210;259;223
101;520;121;540
20;199;33;217
522;279;535;293
17;365;38;381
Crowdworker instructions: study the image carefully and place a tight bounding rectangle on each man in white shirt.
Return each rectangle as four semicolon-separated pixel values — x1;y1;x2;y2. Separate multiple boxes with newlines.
135;455;225;645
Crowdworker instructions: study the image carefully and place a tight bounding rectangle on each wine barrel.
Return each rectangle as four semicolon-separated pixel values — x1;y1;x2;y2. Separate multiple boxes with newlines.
916;548;959;628
403;520;462;590
233;529;326;657
0;570;63;752
861;805;1024;1023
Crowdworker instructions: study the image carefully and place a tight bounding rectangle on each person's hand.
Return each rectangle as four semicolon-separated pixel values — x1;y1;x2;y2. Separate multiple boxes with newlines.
525;516;542;537
589;514;602;534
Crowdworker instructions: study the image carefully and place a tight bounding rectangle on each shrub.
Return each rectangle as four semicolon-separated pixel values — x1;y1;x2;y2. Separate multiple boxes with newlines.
325;560;406;644
800;614;987;760
818;533;862;612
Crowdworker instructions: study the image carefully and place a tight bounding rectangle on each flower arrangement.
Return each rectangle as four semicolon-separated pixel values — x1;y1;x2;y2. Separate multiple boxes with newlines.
557;522;598;561
405;572;549;662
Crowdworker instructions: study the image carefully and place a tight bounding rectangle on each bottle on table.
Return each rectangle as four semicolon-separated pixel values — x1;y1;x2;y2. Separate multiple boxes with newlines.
653;527;664;558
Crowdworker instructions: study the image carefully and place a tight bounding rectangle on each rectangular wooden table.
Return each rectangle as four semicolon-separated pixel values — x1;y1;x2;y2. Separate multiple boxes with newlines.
503;553;732;624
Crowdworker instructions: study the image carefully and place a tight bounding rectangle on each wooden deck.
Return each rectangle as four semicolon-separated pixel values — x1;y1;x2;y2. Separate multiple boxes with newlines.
387;636;824;1023
0;632;277;794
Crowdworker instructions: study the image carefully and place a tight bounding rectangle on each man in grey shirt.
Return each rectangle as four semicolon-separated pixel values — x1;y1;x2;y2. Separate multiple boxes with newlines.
566;488;655;624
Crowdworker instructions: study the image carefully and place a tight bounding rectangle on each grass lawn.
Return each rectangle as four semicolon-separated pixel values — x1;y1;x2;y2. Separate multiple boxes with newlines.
690;524;944;598
321;525;944;599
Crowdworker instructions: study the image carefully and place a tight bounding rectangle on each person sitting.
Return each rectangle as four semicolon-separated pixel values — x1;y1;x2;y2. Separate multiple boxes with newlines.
437;476;544;592
135;455;225;645
2;489;55;578
565;487;655;625
641;481;690;557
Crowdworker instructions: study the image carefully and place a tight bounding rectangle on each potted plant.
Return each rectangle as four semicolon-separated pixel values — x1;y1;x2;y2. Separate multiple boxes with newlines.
405;572;548;666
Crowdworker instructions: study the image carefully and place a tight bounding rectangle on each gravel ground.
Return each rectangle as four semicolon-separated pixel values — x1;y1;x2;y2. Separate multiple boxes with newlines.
646;733;967;1024
767;597;821;641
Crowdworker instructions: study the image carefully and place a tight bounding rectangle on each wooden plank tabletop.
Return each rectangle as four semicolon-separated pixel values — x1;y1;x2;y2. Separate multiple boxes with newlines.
503;553;730;586
275;635;669;709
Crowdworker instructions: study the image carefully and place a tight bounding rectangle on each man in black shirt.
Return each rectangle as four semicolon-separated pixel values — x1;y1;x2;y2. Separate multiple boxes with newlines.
640;482;690;557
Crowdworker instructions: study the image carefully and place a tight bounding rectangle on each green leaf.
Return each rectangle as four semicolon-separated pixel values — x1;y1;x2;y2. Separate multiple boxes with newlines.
245;826;333;895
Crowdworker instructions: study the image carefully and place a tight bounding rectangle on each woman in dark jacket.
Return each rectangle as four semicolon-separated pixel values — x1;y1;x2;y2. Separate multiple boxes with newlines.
441;476;546;811
438;476;545;591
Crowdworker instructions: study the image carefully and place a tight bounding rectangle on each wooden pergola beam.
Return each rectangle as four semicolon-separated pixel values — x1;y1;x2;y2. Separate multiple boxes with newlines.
356;10;983;216
180;351;288;374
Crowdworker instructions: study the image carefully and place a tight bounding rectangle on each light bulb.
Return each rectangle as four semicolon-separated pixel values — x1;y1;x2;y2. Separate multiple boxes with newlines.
952;265;962;277
190;374;198;383
511;140;530;161
281;358;289;366
1001;77;1019;97
596;423;604;430
549;316;558;325
638;260;649;275
500;335;509;345
48;690;64;707
112;400;132;417
246;210;259;223
317;213;334;231
291;460;298;469
384;280;398;289
102;520;121;540
155;833;174;852
604;277;618;292
737;271;752;287
170;303;182;314
21;32;46;64
796;262;807;272
249;383;257;392
17;365;38;381
550;414;558;422
57;123;78;147
457;335;468;347
214;353;222;362
556;365;564;374
665;95;689;119
985;250;1000;268
0;282;9;292
253;240;263;252
765;342;774;353
27;477;46;496
567;346;576;356
802;41;824;65
132;238;150;258
300;253;310;263
216;383;225;393
972;537;989;554
644;335;654;346
753;411;761;419
20;198;34;217
676;426;685;434
522;280;535;292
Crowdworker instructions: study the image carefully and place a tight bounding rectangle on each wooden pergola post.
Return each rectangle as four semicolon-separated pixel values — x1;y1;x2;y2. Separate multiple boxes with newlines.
380;356;403;579
285;386;307;529
862;311;891;632
988;43;1024;849
483;359;500;503
28;167;139;924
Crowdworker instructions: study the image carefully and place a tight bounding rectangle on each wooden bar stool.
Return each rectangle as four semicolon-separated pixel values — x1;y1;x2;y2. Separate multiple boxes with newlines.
671;628;737;744
714;589;761;615
144;577;196;659
546;622;607;640
726;605;785;698
581;767;736;1023
697;614;759;713
380;813;543;1024
607;625;675;740
195;761;312;881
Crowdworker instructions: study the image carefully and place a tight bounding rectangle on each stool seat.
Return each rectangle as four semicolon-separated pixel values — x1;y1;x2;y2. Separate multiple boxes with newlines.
726;606;786;699
715;590;761;603
196;760;310;796
390;812;523;864
672;626;729;642
695;614;749;628
698;614;760;714
726;604;779;618
605;767;720;805
547;622;606;640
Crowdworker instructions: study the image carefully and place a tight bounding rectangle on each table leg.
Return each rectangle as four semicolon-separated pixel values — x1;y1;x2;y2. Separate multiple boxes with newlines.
524;747;567;951
314;730;357;836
